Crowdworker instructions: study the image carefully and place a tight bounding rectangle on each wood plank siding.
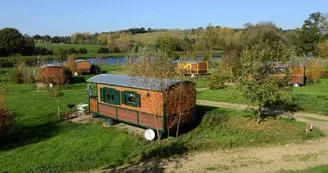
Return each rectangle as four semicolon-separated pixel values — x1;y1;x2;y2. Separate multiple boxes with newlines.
75;61;90;73
97;84;164;116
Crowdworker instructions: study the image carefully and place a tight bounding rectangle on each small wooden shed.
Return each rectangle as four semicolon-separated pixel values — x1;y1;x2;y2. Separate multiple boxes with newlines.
271;62;306;85
75;59;91;74
87;74;196;137
174;60;208;75
40;64;65;84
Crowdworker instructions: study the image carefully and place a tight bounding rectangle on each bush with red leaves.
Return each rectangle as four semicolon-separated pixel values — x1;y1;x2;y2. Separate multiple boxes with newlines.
0;109;16;140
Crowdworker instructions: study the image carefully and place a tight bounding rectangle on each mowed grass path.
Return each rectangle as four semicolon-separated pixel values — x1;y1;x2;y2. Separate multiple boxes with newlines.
197;78;328;115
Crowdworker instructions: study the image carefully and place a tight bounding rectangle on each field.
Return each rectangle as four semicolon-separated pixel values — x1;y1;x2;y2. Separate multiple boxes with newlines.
35;43;107;54
129;30;200;43
197;77;328;115
0;65;323;173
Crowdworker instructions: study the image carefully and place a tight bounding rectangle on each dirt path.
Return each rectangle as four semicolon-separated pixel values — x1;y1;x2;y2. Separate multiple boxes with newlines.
101;100;328;173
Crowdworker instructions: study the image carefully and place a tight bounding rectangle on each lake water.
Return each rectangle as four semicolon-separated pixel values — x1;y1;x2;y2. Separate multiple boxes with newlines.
2;56;221;67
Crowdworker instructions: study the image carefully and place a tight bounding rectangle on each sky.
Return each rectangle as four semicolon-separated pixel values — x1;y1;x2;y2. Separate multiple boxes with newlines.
0;0;327;36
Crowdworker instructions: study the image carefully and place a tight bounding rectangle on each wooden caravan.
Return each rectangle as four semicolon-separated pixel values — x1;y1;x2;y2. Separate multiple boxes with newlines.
75;59;91;74
40;64;65;84
87;74;196;138
175;60;208;75
272;62;306;85
248;62;306;86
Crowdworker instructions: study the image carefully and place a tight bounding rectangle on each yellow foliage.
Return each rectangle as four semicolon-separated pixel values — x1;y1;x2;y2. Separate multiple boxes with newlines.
318;40;328;58
306;59;325;83
66;56;76;72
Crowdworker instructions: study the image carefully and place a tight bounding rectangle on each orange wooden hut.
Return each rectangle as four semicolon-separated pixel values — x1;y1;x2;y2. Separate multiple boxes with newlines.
271;62;306;85
40;64;65;84
75;59;91;74
87;74;196;139
174;60;208;75
247;62;306;86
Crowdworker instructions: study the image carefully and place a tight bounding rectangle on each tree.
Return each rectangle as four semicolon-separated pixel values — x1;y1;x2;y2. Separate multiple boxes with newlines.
49;84;64;118
52;36;61;43
42;35;52;42
305;58;325;83
66;56;76;73
54;48;68;62
317;40;328;58
157;34;179;56
126;46;194;139
299;12;328;55
147;27;153;33
32;34;42;40
239;24;294;124
22;36;35;56
0;28;26;55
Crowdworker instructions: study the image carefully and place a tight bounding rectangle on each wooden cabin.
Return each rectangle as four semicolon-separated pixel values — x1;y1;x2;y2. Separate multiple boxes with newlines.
175;60;208;75
40;64;65;84
75;59;91;74
87;74;196;138
272;62;306;85
247;62;306;86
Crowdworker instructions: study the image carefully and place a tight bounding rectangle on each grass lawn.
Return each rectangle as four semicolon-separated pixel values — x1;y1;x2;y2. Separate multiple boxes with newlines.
1;89;323;173
282;165;328;173
0;65;325;172
197;78;328;115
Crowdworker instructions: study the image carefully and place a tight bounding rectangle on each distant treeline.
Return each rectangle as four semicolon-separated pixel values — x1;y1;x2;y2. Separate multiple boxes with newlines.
1;12;328;59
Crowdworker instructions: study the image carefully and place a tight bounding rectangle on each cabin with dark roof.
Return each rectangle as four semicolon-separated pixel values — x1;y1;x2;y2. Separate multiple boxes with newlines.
174;60;208;75
87;74;196;138
75;59;91;74
40;64;65;84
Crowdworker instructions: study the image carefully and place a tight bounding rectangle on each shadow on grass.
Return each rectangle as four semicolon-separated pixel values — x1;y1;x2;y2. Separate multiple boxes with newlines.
172;105;217;136
71;76;87;84
104;141;190;173
0;119;61;150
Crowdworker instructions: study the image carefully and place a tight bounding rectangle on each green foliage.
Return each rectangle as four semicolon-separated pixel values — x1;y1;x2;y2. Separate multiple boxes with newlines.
157;34;179;56
239;23;294;122
97;47;110;53
67;47;77;54
54;48;68;62
77;47;88;54
208;73;230;90
11;62;39;84
299;12;328;56
0;28;26;56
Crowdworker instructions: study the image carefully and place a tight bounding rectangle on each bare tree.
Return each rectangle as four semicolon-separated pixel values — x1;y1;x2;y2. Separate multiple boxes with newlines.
125;46;195;139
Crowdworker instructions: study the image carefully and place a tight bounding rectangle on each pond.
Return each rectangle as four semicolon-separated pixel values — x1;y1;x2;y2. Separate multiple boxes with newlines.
1;56;221;67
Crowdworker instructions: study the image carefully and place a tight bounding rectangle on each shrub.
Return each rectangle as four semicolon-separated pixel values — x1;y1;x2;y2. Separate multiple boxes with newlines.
11;62;38;84
208;73;230;90
63;67;73;83
0;109;16;140
306;59;325;83
67;48;77;55
97;47;109;53
317;40;328;58
78;47;88;54
90;64;101;74
66;56;76;72
33;47;53;55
